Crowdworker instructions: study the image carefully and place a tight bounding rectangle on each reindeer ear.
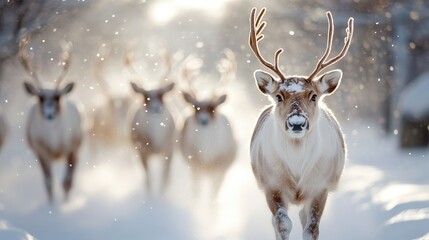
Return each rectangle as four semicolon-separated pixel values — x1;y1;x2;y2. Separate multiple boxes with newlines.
213;94;227;106
60;82;75;95
161;82;175;94
315;70;342;95
23;81;39;96
254;70;279;95
130;82;144;94
182;91;197;105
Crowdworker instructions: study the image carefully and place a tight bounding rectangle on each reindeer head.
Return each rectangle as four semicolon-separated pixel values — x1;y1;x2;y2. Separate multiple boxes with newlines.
19;36;74;121
130;81;175;113
126;46;176;114
181;49;236;127
249;8;353;138
182;92;227;126
24;82;74;120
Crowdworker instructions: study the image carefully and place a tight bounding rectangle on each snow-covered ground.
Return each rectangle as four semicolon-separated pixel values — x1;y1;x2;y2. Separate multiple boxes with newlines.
0;71;428;240
0;1;428;239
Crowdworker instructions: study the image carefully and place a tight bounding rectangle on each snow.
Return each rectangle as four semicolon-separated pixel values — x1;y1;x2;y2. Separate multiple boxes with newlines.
399;72;429;120
288;114;306;125
0;1;428;240
0;219;35;240
280;81;305;93
1;74;428;240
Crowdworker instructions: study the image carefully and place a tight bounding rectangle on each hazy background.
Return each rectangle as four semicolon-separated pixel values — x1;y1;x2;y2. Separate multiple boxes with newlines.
0;0;428;239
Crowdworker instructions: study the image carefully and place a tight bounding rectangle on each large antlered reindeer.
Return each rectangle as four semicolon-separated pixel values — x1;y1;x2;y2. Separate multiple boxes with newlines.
126;48;176;194
180;50;237;199
249;8;353;240
20;36;83;202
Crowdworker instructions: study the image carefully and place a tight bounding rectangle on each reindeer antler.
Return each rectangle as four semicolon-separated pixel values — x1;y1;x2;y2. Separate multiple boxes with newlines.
94;44;112;97
181;55;203;98
158;45;173;82
18;35;41;87
55;41;72;89
213;49;236;97
249;7;286;80
124;49;140;78
125;45;176;86
307;12;354;80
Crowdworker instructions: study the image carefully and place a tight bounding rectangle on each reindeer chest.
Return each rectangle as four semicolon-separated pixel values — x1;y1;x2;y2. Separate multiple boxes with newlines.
181;116;236;166
28;119;67;158
251;117;339;202
256;146;330;203
132;108;175;152
27;104;82;159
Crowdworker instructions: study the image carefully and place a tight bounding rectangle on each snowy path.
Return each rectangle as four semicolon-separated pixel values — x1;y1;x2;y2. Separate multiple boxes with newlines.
0;71;428;239
0;115;428;240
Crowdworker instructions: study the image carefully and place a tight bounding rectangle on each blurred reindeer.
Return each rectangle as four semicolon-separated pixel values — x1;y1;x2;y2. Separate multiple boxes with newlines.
89;45;132;146
126;47;177;194
20;36;83;202
180;49;237;200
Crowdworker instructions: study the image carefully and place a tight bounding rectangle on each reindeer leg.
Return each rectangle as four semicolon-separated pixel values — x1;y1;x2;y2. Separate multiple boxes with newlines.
211;170;226;201
63;152;77;200
139;151;151;194
266;190;292;240
191;168;201;199
161;151;173;194
302;190;328;240
37;156;53;202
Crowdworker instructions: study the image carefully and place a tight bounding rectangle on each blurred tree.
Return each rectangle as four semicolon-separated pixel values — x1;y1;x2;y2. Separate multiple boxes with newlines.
0;0;91;76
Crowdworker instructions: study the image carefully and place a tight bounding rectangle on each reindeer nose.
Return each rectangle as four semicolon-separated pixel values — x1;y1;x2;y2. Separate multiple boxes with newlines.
197;112;210;127
45;114;55;121
286;115;308;132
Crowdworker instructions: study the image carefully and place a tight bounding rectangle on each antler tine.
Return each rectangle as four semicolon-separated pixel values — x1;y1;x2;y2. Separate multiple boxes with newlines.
181;55;202;98
158;46;173;82
213;49;236;97
124;49;141;78
55;41;72;89
94;44;112;97
249;7;286;80
18;35;41;87
307;12;354;80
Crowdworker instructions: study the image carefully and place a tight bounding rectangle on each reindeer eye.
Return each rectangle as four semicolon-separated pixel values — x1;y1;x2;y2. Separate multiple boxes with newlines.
311;94;317;102
276;94;283;102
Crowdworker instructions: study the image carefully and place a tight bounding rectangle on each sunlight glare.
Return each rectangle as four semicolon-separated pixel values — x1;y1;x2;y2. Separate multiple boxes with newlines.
149;0;235;25
385;207;429;225
373;183;429;211
149;2;178;25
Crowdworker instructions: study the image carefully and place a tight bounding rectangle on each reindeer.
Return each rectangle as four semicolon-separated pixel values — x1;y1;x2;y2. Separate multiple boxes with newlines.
20;36;83;202
126;48;176;194
180;50;237;199
248;8;353;240
90;45;131;145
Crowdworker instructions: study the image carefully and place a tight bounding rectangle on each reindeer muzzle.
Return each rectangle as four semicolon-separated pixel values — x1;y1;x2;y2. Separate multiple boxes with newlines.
286;114;308;133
